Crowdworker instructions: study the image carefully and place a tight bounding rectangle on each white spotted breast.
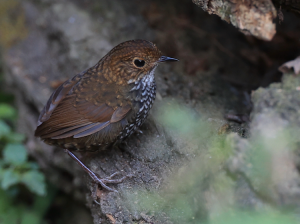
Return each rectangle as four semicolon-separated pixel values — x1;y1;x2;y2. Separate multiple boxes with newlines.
118;70;156;140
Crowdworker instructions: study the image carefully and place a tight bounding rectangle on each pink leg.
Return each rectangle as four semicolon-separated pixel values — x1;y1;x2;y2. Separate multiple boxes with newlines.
65;149;130;192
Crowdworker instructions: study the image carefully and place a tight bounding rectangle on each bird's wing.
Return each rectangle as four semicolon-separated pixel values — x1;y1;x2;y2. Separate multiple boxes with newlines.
37;71;85;126
35;71;133;139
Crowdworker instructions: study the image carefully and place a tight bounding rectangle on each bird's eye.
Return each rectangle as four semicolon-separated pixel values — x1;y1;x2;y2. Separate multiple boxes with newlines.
134;59;145;67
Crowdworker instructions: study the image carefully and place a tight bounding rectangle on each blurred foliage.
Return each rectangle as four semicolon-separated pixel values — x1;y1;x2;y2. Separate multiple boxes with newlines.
209;209;298;224
0;103;46;196
0;186;54;224
125;103;299;223
0;0;27;49
0;65;51;223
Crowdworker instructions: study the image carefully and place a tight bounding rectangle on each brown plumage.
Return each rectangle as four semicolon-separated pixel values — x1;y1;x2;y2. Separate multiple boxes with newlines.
35;39;178;192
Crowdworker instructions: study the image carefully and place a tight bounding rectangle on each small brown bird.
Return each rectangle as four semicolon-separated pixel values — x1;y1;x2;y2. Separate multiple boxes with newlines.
35;39;178;191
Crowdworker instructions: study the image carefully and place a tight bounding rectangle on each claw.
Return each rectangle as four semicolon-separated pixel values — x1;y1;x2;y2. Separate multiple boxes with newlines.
91;173;134;205
107;171;120;179
88;171;121;192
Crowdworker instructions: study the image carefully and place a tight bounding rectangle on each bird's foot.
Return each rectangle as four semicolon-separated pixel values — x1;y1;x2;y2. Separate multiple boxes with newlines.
90;171;134;193
91;172;134;205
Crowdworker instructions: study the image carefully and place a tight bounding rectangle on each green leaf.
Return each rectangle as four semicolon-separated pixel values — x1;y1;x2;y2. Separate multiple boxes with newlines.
21;210;41;224
0;104;16;119
0;168;3;180
5;132;25;143
0;207;20;224
0;159;4;168
24;162;39;170
0;92;14;104
1;169;20;189
3;143;28;165
18;162;39;170
33;184;56;218
21;170;46;196
0;120;11;138
0;188;21;224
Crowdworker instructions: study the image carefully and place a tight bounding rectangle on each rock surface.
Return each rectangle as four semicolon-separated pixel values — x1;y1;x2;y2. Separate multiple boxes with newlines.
2;0;300;223
227;73;300;209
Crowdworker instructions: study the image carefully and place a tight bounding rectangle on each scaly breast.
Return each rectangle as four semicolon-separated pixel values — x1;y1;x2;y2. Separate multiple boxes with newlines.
118;72;156;140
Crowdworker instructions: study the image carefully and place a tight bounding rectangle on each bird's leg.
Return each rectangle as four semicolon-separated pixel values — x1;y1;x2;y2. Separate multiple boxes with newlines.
64;149;129;193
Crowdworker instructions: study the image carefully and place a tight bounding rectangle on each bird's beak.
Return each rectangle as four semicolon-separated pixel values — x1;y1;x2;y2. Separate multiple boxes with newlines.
158;56;179;62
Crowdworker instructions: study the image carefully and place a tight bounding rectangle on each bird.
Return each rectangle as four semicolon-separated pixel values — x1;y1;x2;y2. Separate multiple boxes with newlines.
35;39;178;192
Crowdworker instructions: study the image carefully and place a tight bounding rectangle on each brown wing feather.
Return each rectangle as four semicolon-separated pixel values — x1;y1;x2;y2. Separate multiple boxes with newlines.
39;123;90;139
73;121;110;138
35;70;133;140
111;104;132;123
37;71;85;125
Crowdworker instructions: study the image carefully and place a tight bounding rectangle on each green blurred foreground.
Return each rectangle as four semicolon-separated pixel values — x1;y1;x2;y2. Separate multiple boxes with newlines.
0;103;45;195
124;101;300;224
0;89;50;223
0;1;52;222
